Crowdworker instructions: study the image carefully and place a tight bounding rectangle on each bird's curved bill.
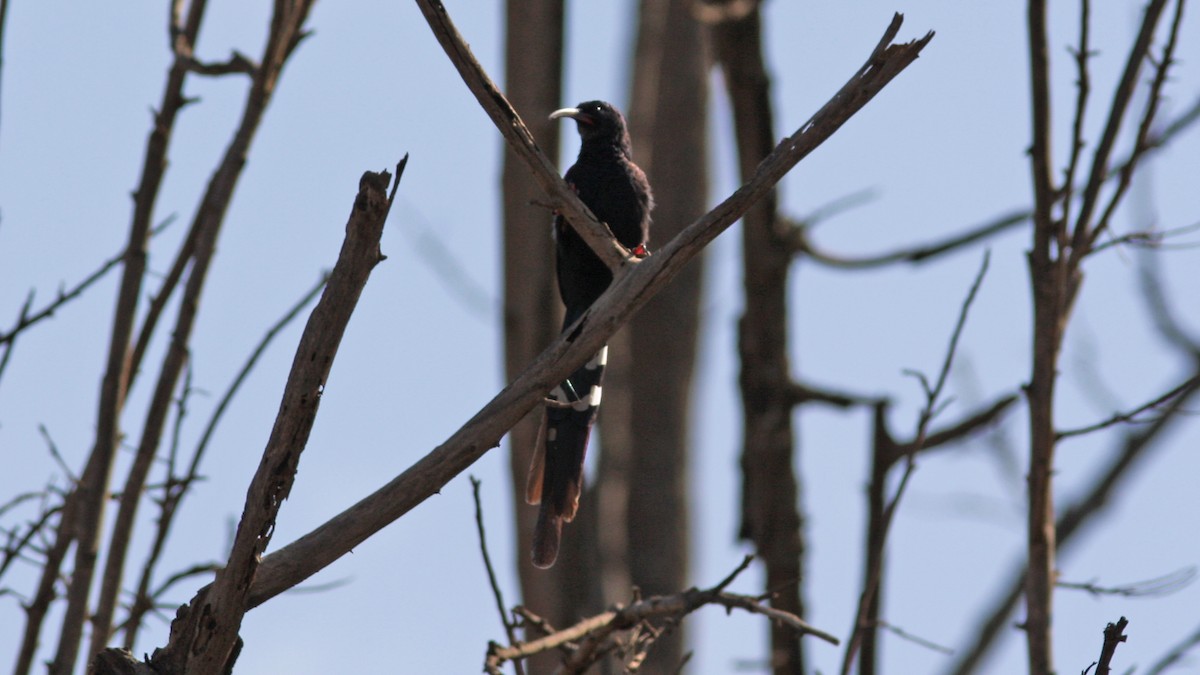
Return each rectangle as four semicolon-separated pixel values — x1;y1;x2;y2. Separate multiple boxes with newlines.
549;107;584;121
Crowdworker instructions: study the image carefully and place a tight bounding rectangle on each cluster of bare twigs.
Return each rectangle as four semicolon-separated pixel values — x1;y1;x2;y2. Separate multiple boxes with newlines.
2;2;332;673
471;477;837;674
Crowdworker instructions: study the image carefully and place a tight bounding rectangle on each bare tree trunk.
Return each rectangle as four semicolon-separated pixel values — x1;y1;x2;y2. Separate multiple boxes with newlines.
711;5;807;674
501;0;579;666
603;0;709;671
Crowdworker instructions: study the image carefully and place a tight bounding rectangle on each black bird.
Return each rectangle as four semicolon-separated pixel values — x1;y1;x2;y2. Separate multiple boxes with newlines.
526;100;653;568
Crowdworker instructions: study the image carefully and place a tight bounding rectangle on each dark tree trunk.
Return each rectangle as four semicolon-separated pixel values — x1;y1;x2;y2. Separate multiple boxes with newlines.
599;0;710;671
711;6;808;674
501;0;567;634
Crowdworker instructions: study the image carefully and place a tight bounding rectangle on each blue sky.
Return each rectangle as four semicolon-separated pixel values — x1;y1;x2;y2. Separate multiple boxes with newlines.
1;2;1198;673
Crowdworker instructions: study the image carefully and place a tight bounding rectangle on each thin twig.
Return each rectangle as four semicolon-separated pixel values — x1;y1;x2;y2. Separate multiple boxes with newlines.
794;209;1027;269
470;476;524;675
876;620;955;656
1057;374;1199;440
890;393;1020;460
1060;0;1092;232
0;499;63;582
1068;0;1171;262
1090;219;1200;255
841;252;990;675
37;425;77;484
1088;0;1186;253
1058;567;1196;598
0;291;32;388
0;215;176;347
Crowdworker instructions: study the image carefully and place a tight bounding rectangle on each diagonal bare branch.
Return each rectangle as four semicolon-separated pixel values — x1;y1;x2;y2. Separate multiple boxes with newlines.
147;163;398;674
1088;0;1186;252
1069;0;1172;260
793;209;1028;269
1057;373;1199;440
413;0;630;273
241;10;933;610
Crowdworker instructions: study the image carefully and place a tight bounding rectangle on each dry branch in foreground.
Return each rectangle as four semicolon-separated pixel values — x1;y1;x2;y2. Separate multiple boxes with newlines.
484;556;839;675
90;163;402;675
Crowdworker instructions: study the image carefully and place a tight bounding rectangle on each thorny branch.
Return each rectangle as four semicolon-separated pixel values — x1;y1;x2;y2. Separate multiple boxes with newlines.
1023;3;1183;670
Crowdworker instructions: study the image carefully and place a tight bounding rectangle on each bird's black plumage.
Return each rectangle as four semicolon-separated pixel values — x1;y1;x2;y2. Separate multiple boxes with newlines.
526;100;652;569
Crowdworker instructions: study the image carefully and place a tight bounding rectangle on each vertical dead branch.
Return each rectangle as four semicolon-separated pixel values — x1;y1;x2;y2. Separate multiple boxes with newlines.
145;164;397;674
859;402;894;675
88;0;317;658
709;4;805;673
1022;3;1175;672
46;3;211;673
947;366;1200;675
1023;2;1064;671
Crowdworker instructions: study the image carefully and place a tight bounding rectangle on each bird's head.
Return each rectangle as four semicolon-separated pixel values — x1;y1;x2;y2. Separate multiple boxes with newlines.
550;100;631;150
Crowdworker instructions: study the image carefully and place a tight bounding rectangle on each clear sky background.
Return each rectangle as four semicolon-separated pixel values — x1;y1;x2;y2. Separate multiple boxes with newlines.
1;1;1198;674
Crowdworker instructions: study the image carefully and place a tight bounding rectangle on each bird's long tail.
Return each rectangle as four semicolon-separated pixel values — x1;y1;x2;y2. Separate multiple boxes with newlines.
525;345;608;568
